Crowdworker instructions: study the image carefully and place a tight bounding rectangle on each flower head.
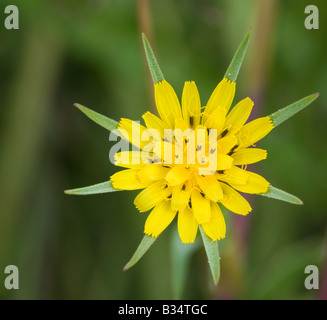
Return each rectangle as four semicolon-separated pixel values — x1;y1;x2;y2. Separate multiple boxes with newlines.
111;76;273;243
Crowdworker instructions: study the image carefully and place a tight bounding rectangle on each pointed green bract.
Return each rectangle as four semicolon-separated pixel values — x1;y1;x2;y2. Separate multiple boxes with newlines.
74;103;119;131
224;32;250;82
64;181;119;195
260;185;303;205
171;227;201;299
270;93;319;127
142;33;165;84
123;235;157;271
199;226;220;285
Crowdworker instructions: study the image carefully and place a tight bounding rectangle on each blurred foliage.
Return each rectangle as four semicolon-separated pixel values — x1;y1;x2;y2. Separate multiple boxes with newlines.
0;0;326;299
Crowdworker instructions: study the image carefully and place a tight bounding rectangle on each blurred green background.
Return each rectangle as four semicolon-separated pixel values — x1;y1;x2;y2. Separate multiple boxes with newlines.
0;0;326;300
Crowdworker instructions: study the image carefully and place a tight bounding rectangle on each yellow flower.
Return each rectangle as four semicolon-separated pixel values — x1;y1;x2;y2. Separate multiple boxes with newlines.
111;77;274;243
66;33;317;277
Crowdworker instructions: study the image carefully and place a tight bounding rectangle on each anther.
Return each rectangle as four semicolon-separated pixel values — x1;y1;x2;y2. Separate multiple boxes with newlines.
189;116;194;127
227;144;239;156
220;128;228;138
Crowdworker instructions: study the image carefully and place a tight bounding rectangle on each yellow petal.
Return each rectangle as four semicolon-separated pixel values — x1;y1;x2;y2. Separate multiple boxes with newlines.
155;80;182;128
182;81;201;128
178;206;198;244
118;118;147;149
216;135;238;154
191;188;211;224
144;200;177;238
201;202;226;241
229;171;270;194
174;118;190;132
203;107;226;133
232;148;267;165
196;174;223;202
218;166;249;185
142;111;166;137
216;154;234;171
224;97;254;134
137;164;170;184
165;165;191;186
237;116;274;148
205;78;236;116
110;168;150;190
134;181;170;212
220;183;252;215
114;151;145;168
171;183;191;211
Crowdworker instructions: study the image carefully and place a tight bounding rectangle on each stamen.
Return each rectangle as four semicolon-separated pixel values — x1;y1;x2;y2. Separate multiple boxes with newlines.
182;184;186;191
217;170;225;174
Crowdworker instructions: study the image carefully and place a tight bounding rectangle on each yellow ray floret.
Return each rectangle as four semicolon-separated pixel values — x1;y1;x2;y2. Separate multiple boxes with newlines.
178;206;198;244
232;148;267;165
229;171;270;194
191;188;211;224
165;165;191;186
137;164;170;184
204;78;236;117
182;81;201;128
220;183;252;215
201;202;226;241
134;180;171;212
224;97;254;135
144;200;177;238
237;116;274;148
196;174;223;202
111;168;151;190
171;183;191;211
154;80;182;128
